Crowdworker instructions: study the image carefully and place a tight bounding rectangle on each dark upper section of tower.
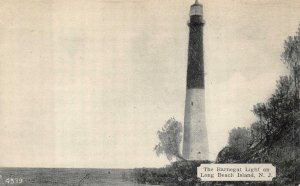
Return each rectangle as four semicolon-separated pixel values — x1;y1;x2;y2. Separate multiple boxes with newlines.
186;0;205;89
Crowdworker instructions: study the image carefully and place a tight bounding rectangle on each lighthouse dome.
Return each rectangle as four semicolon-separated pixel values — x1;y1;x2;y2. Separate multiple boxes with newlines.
189;0;203;16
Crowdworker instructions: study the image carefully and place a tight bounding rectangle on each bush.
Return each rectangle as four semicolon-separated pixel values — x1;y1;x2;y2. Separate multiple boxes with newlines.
131;160;211;185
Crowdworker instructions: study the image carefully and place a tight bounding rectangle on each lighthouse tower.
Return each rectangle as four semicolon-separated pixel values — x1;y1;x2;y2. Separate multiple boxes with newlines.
182;0;209;160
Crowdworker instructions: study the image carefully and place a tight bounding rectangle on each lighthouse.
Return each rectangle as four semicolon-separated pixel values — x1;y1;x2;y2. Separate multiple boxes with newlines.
182;0;209;160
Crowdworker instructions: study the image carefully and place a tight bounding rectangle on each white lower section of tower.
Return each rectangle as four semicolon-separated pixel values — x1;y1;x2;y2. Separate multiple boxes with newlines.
182;88;209;160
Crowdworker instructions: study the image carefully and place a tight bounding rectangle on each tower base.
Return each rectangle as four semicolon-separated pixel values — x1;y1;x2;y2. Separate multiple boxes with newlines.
182;88;208;160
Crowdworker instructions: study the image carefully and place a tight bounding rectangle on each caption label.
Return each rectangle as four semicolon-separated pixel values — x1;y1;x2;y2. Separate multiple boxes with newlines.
197;164;276;181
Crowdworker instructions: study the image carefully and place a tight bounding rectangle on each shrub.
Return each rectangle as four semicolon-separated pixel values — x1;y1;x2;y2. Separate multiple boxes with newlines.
131;160;211;185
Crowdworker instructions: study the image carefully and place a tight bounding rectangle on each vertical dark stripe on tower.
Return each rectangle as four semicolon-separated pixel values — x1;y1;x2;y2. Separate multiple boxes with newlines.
187;15;205;89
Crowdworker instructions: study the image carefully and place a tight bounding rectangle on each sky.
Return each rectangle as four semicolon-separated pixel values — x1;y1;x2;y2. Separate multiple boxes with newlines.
0;0;299;168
